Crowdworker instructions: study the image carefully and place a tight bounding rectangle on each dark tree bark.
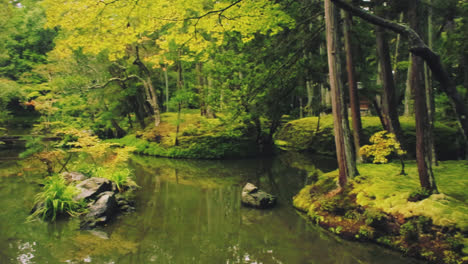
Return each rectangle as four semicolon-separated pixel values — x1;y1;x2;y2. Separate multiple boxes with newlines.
325;0;358;189
134;46;161;127
330;0;468;146
343;10;363;162
409;0;438;193
375;2;403;143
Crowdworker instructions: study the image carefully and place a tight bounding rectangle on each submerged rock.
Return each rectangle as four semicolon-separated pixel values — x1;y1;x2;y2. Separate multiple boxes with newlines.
74;177;112;201
80;191;118;229
61;171;87;184
241;183;276;209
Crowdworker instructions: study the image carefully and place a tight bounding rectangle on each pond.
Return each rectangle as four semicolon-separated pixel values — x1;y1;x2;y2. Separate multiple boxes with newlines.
0;149;424;264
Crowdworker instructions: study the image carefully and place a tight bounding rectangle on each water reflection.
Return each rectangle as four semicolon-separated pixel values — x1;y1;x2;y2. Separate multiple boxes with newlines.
0;153;423;264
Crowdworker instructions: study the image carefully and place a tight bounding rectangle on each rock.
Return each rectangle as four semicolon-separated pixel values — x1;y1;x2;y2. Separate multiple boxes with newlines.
74;177;113;201
241;183;277;209
61;171;87;184
80;191;118;229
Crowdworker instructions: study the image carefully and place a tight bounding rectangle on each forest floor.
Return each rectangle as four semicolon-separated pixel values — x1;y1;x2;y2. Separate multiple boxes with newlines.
293;160;468;264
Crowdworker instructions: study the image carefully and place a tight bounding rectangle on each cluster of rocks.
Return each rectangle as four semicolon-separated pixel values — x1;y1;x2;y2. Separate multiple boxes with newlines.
241;183;277;209
36;172;136;229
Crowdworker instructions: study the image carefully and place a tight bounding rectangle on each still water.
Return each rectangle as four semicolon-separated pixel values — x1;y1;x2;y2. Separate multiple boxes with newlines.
0;150;423;264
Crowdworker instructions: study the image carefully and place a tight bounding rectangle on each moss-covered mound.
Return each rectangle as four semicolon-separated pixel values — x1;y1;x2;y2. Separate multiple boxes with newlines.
112;112;259;159
293;161;468;264
276;116;462;160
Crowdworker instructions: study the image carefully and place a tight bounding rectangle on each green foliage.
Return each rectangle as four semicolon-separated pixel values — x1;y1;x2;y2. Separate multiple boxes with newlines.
408;188;432;202
400;221;419;243
28;175;85;221
360;131;406;164
357;225;375;240
363;208;386;227
94;167;136;192
275;116;462;160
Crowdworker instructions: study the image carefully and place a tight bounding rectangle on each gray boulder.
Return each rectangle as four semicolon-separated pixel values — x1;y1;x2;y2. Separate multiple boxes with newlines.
74;177;112;201
80;191;118;229
241;183;277;209
61;171;87;184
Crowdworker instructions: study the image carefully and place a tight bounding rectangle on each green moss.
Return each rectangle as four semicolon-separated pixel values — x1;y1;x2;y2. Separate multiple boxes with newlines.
112;113;259;159
275;115;462;159
293;160;467;264
353;161;468;232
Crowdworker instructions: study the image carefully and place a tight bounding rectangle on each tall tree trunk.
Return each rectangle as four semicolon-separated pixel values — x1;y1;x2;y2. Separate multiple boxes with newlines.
164;65;169;112
206;76;216;118
134;46;160;127
196;62;207;116
375;3;403;143
174;58;183;146
325;0;358;189
409;0;438;193
425;0;437;165
330;0;468;153
343;9;362;162
404;53;414;116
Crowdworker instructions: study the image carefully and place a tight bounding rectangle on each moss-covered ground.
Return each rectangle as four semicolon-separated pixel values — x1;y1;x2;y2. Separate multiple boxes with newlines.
276;115;462;160
293;161;468;264
111;111;259;159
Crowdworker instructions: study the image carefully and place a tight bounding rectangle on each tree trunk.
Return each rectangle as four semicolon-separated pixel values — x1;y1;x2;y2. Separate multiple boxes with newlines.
174;58;183;146
404;53;413;116
330;0;468;148
196;62;207;116
375;3;403;143
409;0;438;193
325;0;358;189
425;0;437;165
134;46;160;127
164;65;169;112
343;9;362;162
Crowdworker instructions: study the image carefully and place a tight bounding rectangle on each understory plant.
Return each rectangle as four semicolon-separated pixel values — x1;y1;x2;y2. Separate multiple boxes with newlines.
28;175;85;221
360;131;407;175
94;166;136;192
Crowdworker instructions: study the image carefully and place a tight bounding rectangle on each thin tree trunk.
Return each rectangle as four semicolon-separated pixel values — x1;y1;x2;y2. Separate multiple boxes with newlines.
375;3;403;143
174;58;183;146
325;0;358;189
425;0;437;165
393;12;404;85
196;62;207;116
330;0;468;149
306;81;313;116
134;46;160;127
404;53;413;116
164;65;169;112
409;0;438;193
343;9;362;162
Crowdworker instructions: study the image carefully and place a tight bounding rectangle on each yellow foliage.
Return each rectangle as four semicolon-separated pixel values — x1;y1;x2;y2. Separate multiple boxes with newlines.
359;131;406;163
42;0;294;61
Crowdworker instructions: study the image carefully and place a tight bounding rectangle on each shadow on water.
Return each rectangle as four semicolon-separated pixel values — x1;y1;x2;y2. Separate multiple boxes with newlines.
0;152;424;264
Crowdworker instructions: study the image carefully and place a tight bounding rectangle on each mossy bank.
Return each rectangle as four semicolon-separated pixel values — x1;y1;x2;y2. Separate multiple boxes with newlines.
110;112;260;159
293;161;468;264
276;116;463;159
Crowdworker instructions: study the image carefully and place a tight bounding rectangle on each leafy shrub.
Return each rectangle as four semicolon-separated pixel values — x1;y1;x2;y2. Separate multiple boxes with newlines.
408;188;432;202
357;225;375;239
360;131;406;164
28;175;85;221
364;208;386;227
400;221;419;243
94;167;136;192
